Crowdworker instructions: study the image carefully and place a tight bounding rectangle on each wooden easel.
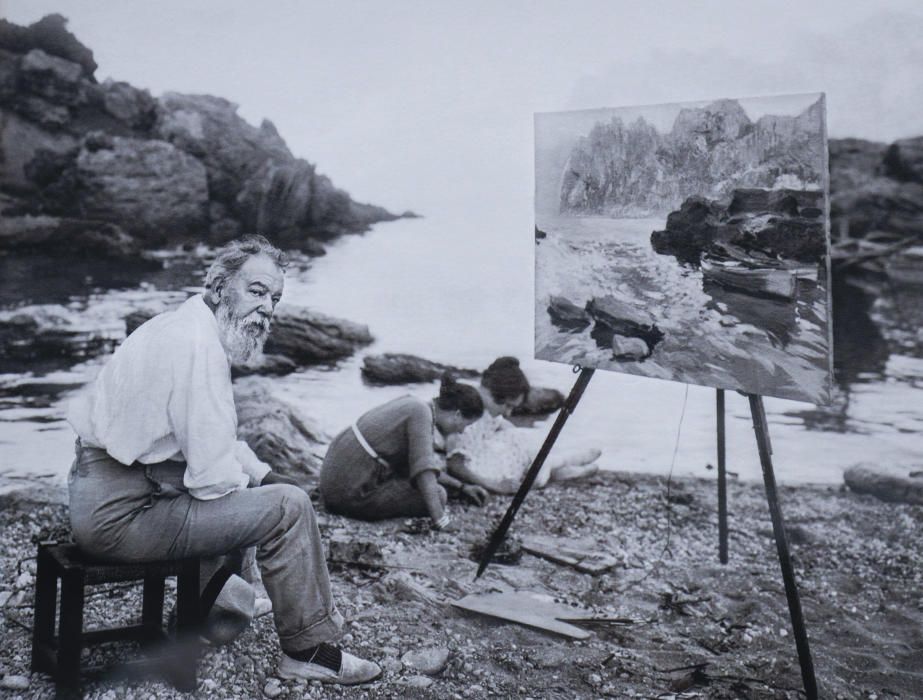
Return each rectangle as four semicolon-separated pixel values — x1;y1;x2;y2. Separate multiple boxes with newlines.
476;368;818;699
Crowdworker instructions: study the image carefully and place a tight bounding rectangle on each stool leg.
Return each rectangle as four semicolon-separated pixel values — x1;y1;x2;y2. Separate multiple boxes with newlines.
31;546;58;674
142;575;166;638
57;569;85;689
172;562;200;691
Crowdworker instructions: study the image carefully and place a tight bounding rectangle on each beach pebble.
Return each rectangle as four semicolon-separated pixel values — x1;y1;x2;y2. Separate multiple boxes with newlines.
382;658;403;674
0;591;11;607
401;646;449;675
263;678;283;698
1;675;30;691
402;675;434;689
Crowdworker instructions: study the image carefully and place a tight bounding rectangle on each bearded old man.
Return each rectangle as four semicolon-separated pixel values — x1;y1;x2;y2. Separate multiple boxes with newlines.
65;235;380;685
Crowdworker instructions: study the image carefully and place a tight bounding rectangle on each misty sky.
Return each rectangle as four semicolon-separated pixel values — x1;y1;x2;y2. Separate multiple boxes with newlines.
5;1;922;214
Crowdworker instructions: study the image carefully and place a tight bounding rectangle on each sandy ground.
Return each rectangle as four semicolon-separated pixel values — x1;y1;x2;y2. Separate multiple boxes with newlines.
1;471;922;699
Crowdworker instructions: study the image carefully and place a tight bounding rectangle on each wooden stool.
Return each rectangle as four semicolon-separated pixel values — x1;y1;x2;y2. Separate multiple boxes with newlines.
30;543;201;693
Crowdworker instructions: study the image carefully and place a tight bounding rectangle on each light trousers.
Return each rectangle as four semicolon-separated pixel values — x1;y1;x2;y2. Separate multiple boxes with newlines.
67;441;343;652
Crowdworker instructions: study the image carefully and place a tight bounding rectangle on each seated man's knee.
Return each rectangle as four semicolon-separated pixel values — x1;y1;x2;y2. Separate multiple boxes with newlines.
274;483;313;525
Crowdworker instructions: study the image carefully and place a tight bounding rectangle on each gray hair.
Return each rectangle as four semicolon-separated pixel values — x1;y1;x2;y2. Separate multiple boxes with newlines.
205;235;287;293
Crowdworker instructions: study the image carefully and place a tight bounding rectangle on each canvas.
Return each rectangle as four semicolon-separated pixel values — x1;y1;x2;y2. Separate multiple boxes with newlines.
534;93;832;404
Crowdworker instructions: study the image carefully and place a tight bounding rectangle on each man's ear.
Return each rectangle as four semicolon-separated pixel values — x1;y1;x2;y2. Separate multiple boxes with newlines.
207;282;223;306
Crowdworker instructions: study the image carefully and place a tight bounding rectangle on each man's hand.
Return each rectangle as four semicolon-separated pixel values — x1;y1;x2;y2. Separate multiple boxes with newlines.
260;471;300;488
460;484;488;507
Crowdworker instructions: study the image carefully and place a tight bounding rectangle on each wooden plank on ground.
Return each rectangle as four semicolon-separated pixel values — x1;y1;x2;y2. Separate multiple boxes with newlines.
521;535;618;574
451;591;592;640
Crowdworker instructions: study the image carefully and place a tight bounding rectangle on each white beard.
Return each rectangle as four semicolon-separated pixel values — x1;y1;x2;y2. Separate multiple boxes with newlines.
216;301;270;365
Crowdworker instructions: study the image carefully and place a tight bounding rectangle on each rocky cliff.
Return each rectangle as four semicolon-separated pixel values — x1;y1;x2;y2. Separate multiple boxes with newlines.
0;15;405;259
559;97;826;217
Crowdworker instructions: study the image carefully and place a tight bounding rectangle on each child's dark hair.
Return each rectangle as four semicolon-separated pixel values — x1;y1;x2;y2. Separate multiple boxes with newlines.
436;373;484;418
481;356;530;403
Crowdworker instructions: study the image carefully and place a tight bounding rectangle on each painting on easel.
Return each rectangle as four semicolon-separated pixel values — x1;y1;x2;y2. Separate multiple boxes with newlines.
534;93;832;404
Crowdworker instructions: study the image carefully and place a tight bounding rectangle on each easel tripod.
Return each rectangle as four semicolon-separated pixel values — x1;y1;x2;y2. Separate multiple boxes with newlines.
476;368;818;699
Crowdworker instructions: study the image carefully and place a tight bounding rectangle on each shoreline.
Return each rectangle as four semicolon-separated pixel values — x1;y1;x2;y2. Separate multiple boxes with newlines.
2;470;921;698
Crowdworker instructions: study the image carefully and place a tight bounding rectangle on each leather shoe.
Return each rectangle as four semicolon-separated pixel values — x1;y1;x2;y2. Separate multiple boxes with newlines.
278;649;381;685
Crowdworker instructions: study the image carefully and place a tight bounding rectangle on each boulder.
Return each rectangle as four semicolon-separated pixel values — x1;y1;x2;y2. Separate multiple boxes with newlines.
514;386;564;416
547;295;590;332
727;188;822;217
125;302;373;365
234;376;327;482
0;14;97;78
235;158;316;235
843;463;923;506
0;108;79;191
883;137;923;184
231;353;297;378
650;196;723;263
155;93;292;207
19;49;86;106
72;132;210;243
401;647;450;676
612;334;651;361
361;353;478;385
586;296;664;350
0;214;148;260
264;303;374;364
99;79;157;133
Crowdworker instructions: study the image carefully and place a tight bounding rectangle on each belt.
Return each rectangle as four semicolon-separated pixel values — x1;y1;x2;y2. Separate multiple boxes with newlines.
350;422;391;469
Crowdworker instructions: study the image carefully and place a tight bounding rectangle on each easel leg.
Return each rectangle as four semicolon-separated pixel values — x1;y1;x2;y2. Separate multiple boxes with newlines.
717;389;728;564
748;395;818;699
476;367;595;578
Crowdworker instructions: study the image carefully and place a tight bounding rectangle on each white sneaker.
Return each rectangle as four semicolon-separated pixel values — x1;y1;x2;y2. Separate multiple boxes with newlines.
277;649;382;685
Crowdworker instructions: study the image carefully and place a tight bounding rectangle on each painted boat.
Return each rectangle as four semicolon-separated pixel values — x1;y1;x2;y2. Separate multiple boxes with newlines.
700;256;797;300
711;242;819;281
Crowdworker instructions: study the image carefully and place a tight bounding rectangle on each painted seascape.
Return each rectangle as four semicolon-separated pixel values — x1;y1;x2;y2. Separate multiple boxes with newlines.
535;94;832;404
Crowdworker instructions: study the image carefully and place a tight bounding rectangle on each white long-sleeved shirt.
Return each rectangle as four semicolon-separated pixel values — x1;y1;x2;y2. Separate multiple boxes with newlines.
67;294;271;500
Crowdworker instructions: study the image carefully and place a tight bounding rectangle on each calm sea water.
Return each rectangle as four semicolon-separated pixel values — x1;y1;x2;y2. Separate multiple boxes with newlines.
1;209;922;488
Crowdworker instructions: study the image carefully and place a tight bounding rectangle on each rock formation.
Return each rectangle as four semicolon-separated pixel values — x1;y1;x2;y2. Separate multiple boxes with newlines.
651;188;826;264
0;15;406;259
125;301;373;367
559;97;825;217
843;462;923;506
830;137;923;242
234;377;327;481
361;353;479;385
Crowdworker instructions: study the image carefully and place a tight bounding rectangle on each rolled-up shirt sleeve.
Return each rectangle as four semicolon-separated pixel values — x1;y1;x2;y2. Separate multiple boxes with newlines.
236;440;271;486
167;330;249;500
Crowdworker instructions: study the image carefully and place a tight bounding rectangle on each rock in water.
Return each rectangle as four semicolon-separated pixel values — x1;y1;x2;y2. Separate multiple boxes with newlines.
361;353;478;384
126;302;373;366
547;295;591;332
0;215;147;261
586;296;664;352
265;304;373;363
514;386;564;416
612;334;651;361
401;647;450;676
234;377;327;482
883;136;923;184
843;463;923;505
0;304;122;370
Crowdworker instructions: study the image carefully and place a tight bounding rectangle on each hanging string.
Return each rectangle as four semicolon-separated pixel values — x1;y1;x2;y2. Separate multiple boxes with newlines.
617;382;690;592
